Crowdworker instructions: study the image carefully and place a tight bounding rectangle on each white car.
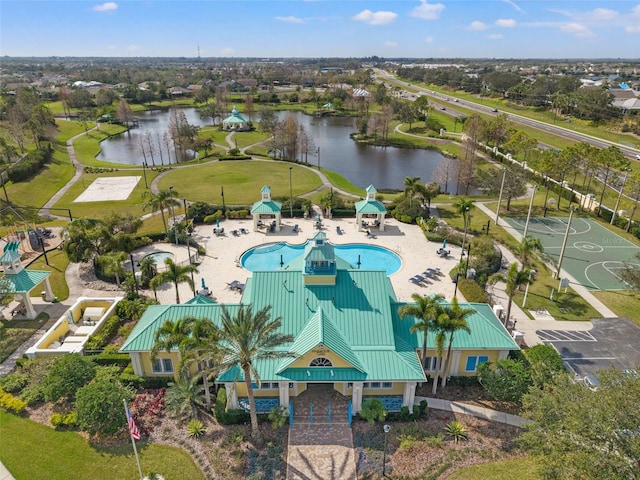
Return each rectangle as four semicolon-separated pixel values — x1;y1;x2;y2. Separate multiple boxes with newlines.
583;375;600;391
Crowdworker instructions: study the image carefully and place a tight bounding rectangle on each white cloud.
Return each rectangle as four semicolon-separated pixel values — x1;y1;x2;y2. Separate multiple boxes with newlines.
353;9;397;25
496;18;517;28
502;0;523;13
582;8;618;21
275;16;304;24
424;36;434;43
489;34;503;39
410;1;445;20
126;44;141;52
221;47;235;55
632;5;640;17
93;2;117;12
626;25;640;33
384;41;399;47
469;21;488;31
560;22;595;38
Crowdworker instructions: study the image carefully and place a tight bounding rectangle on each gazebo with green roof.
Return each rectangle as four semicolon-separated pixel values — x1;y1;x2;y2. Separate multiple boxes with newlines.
0;241;54;319
250;186;282;232
222;106;250;131
355;185;387;231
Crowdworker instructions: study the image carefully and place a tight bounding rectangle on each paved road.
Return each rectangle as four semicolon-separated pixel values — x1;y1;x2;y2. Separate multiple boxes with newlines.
373;69;640;161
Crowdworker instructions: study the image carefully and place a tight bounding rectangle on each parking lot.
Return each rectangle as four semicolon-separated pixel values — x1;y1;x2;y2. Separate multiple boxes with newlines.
539;318;640;377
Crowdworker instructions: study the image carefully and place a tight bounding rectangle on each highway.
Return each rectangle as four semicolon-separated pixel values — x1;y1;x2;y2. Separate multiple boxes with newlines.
373;68;640;162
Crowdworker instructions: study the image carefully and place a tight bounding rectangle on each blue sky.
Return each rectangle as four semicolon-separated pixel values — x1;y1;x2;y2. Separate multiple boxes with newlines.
1;1;639;58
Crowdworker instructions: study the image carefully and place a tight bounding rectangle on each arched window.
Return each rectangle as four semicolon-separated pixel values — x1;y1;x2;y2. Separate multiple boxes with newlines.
309;357;333;367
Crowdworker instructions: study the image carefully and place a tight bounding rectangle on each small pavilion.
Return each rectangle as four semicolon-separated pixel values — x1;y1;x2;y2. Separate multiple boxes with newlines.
250;186;283;232
0;241;54;319
355;185;387;231
222;106;250;131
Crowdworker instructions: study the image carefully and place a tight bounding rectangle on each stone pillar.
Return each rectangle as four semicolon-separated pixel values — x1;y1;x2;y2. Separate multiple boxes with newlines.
130;352;143;376
43;278;55;302
402;382;417;408
279;383;290;408
225;383;238;409
352;382;363;413
22;294;37;320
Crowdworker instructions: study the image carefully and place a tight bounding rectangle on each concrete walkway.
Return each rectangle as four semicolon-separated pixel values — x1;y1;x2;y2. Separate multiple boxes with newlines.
416;396;531;427
0;462;15;480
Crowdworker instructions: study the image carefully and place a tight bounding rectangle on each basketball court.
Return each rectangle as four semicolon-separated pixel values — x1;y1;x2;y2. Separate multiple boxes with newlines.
503;216;640;291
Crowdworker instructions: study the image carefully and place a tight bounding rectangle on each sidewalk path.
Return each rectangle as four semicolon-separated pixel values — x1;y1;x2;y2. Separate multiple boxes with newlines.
415;396;531;427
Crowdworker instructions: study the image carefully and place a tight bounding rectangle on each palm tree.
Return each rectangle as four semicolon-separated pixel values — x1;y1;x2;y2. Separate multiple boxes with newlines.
142;189;181;238
149;258;198;304
453;197;474;226
439;297;474;388
489;262;534;327
404;176;422;208
165;373;205;420
518;235;544;266
215;305;294;440
398;293;444;369
430;312;449;395
138;256;158;288
99;251;127;288
152;316;219;410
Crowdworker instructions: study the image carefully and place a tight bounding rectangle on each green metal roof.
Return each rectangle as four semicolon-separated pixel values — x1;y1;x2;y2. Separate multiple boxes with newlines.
250;200;282;214
276;306;365;373
0;250;21;263
2;270;50;293
185;295;217;305
354;199;387;214
392;302;520;351
222;106;248;124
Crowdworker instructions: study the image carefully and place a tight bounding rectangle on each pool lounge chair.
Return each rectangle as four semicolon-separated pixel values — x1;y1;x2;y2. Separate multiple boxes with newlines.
293;224;299;233
336;226;343;235
409;277;422;286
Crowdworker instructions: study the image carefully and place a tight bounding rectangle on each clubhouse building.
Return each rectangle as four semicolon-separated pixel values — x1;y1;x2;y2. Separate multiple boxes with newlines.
121;232;518;414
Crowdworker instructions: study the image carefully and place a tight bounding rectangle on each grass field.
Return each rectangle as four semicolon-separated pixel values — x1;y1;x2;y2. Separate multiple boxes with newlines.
0;313;49;364
154;159;324;205
0;411;204;480
447;456;542;480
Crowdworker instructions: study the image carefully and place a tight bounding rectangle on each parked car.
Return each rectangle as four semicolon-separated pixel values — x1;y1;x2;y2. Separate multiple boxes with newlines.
583;374;600;391
492;108;499;113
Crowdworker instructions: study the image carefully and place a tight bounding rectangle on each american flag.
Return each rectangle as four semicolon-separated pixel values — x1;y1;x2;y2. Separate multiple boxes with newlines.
125;404;141;441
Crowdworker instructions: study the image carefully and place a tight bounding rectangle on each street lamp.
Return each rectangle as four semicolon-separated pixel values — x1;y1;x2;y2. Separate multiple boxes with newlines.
611;168;631;225
129;253;138;293
142;161;148;188
522;185;537;239
289;166;294;219
169;186;178;245
382;424;391;477
481;220;490;236
460;207;470;255
221;186;226;217
316;146;320;170
453;272;462;297
522;269;536;309
495;168;507;226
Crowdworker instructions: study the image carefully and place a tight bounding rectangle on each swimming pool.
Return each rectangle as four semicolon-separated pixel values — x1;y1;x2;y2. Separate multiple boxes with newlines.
142;251;175;266
240;242;402;275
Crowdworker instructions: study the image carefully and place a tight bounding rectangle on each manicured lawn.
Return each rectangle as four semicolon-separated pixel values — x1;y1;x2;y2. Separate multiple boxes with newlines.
0;411;204;480
155;160;324;205
447;456;542;480
0;314;48;363
27;248;71;301
72;125;131;168
592;290;640;326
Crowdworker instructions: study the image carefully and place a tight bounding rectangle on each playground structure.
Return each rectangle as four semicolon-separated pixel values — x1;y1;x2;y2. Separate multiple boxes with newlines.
0;205;60;264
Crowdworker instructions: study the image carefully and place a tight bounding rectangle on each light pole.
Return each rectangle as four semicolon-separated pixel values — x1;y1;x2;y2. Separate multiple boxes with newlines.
463;243;471;277
460;206;470;255
142;161;148;188
554;207;575;279
221;186;226;217
382;424;391;477
495;168;507;225
453;272;462;297
289;166;294;219
522;269;535;309
169;186;178;245
481;220;490;236
316;146;320;170
611;168;631;225
522;185;537;239
129;253;138;293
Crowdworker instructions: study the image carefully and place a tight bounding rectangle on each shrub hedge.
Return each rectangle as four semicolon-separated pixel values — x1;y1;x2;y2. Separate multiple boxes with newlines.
7;146;53;183
213;388;250;425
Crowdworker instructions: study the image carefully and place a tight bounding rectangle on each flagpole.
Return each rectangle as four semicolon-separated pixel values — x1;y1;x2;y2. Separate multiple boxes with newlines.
124;399;144;480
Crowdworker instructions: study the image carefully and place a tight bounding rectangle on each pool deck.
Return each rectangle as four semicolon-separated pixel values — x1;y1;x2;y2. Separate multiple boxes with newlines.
142;216;462;306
